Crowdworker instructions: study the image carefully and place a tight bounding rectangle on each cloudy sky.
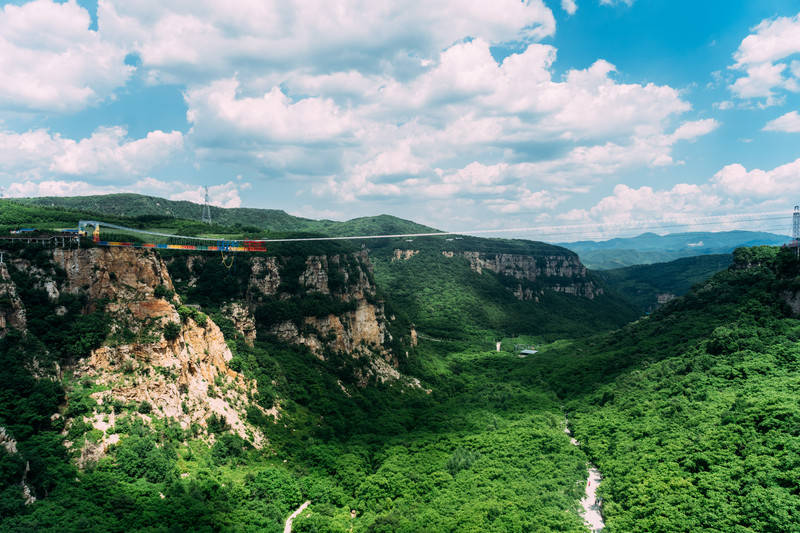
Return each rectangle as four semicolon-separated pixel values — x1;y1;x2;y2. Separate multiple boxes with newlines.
1;0;799;239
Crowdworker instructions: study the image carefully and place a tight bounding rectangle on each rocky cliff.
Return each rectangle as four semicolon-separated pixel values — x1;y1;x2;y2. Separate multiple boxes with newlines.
6;248;268;465
0;262;26;335
170;249;408;385
448;251;603;300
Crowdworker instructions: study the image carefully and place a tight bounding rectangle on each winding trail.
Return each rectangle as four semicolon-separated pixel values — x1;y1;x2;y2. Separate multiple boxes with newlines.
565;420;605;532
284;501;311;533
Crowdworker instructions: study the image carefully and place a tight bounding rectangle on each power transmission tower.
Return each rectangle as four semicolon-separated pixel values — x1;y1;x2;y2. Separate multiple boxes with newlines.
794;205;800;258
201;186;212;224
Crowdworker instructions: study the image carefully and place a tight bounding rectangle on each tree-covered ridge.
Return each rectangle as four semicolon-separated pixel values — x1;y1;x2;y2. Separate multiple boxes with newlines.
599;254;733;312
533;245;800;532
16;194;439;237
370;246;637;340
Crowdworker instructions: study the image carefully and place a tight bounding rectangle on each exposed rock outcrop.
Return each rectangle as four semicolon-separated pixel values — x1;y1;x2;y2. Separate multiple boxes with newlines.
0;425;17;454
248;256;281;300
0;263;26;335
50;248;266;455
244;251;403;384
53;247;175;310
444;251;603;300
392;249;419;261
221;301;257;345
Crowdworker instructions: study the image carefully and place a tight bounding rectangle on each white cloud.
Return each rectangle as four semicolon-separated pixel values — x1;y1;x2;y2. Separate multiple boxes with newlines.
561;0;577;16
599;0;635;6
712;157;800;198
280;39;703;207
763;110;800;132
557;182;729;238
5;179;112;198
729;12;800;103
98;0;555;82
555;153;800;238
185;79;356;146
0;0;132;112
0;127;183;180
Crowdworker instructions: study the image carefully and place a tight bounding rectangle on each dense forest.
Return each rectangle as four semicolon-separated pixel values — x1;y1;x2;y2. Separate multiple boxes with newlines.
1;199;799;531
598;254;733;312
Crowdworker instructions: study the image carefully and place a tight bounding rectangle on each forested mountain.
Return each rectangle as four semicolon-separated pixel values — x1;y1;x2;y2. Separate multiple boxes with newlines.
16;194;439;237
561;230;790;269
532;246;800;531
599;254;733;312
1;200;798;532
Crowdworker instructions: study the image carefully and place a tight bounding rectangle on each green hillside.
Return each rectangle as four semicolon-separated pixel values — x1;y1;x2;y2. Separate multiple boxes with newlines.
599;254;733;312
533;245;800;531
17;194;439;237
366;236;638;339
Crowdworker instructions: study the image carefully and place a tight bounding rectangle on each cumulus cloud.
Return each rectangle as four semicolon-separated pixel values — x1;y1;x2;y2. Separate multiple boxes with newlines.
712;157;800;198
98;0;555;82
729;12;800;103
188;38;707;212
0;0;732;232
0;127;183;181
558;155;800;239
0;0;132;112
763;110;800;132
185;79;356;146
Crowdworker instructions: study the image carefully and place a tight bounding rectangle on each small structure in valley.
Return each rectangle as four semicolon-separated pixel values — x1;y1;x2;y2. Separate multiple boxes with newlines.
515;344;538;357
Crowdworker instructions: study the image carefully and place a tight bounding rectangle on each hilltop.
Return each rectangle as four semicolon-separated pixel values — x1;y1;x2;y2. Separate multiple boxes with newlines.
16;194;439;237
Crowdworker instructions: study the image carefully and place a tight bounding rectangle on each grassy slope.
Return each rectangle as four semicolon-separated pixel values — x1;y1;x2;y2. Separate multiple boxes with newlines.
599;254;733;312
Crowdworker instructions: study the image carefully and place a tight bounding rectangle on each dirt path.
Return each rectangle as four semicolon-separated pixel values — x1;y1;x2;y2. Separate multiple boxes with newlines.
284;501;311;533
565;419;605;532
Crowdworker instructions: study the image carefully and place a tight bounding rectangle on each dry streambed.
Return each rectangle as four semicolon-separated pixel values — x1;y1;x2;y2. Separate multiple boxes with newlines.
565;421;605;532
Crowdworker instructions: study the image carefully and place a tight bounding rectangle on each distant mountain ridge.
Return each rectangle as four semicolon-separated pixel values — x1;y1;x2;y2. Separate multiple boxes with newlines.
599;254;733;312
559;230;791;269
17;194;440;237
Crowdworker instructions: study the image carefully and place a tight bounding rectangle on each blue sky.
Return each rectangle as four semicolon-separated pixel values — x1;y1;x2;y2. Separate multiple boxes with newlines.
0;0;799;239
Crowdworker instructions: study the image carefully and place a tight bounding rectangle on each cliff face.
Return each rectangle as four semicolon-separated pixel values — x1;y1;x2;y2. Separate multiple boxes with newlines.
451;251;603;300
173;250;404;384
48;248;266;462
0;263;26;335
247;250;399;384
